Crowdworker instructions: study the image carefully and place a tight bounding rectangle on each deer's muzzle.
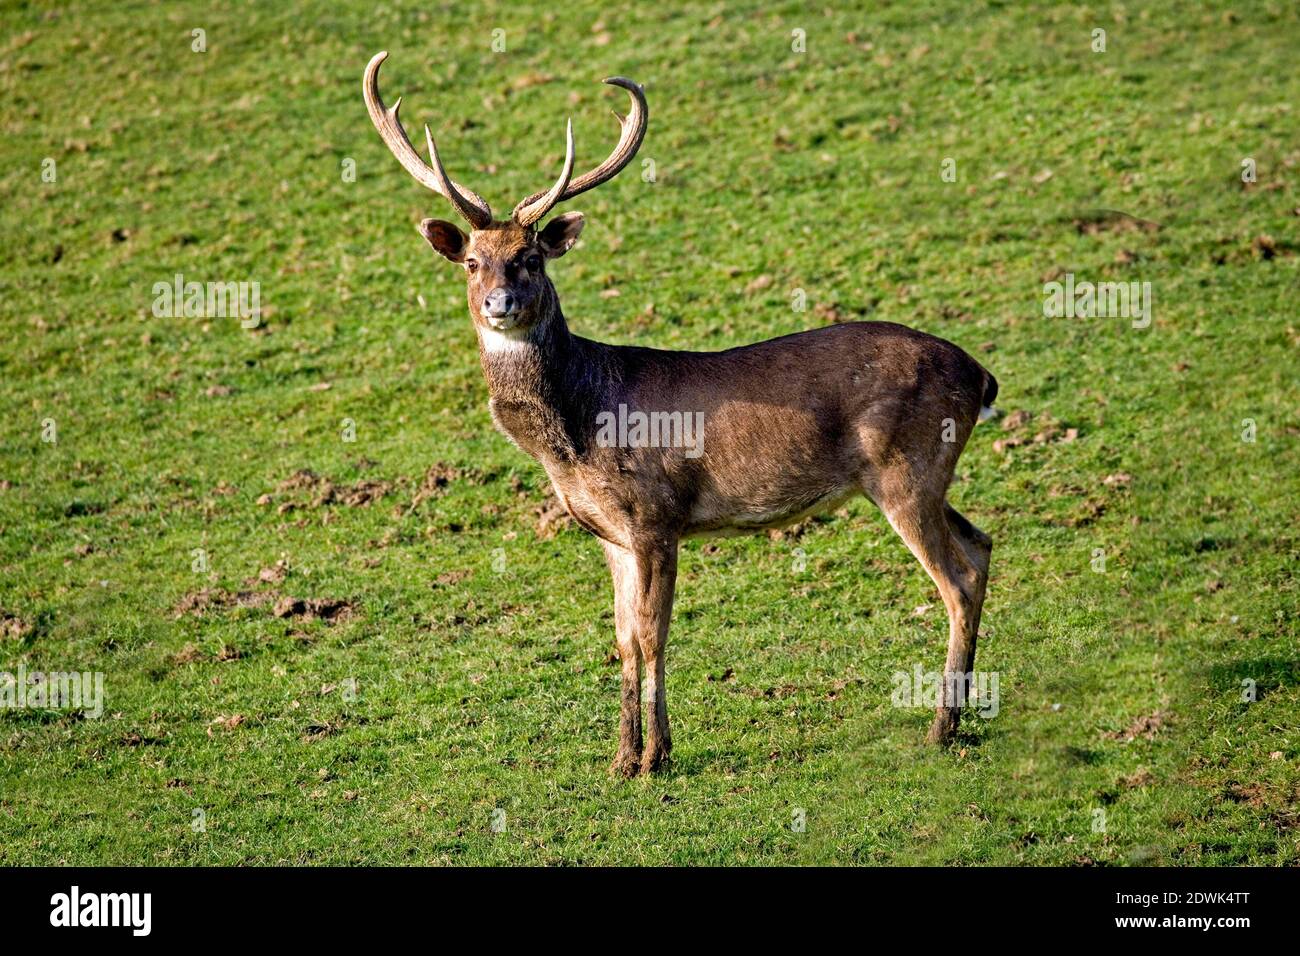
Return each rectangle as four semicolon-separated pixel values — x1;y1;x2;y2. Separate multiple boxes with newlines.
483;287;519;325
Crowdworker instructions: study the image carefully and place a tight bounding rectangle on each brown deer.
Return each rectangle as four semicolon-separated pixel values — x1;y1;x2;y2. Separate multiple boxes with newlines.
363;52;999;776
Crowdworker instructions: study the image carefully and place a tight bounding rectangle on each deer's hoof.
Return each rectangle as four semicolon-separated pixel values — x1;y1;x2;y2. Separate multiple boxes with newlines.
639;743;670;776
609;751;641;779
927;709;960;745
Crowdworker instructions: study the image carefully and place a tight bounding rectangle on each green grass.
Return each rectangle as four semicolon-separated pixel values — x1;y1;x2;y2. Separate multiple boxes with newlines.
1;0;1297;865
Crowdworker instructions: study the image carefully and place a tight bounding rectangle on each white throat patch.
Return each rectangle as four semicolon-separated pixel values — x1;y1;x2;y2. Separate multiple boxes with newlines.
478;324;535;357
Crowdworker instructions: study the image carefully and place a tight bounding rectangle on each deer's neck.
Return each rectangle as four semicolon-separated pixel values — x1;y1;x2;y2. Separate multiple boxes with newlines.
476;291;605;465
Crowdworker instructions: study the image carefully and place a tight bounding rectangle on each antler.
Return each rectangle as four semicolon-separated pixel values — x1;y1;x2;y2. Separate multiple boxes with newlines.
362;51;493;230
511;77;648;225
512;119;576;228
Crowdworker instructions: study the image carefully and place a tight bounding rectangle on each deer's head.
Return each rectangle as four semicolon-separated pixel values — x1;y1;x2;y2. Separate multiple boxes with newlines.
363;52;647;335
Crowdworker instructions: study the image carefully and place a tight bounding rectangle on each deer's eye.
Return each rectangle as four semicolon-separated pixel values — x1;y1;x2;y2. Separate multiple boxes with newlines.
465;259;479;273
525;255;542;272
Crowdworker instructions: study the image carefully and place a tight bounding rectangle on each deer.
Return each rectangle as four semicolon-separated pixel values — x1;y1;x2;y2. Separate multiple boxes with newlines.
363;52;999;777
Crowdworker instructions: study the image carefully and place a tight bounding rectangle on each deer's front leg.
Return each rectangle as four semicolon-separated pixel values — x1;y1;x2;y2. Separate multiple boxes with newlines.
602;538;678;776
603;542;642;778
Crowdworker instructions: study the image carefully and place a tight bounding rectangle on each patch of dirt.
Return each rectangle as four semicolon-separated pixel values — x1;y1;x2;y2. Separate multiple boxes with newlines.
1072;209;1161;236
767;516;819;542
1120;767;1155;789
271;596;356;624
1226;781;1270;807
510;70;554;91
276;469;322;493
1063;498;1107;528
816;302;845;323
169;644;206;665
1002;409;1032;431
176;587;356;624
405;462;468;515
1;612;32;641
246;558;289;585
1252;234;1278;260
120;731;165;747
207;714;245;735
1102;709;1169;742
334;479;391;507
992;409;1077;455
302;721;338;743
826;676;863;700
172;588;273;618
260;469;392;512
534;493;573;539
434;570;471;587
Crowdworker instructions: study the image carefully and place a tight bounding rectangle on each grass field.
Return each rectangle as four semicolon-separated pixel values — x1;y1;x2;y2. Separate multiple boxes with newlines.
1;0;1297;865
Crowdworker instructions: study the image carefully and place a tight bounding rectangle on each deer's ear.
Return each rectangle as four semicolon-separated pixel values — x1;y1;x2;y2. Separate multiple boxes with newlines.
537;212;585;259
418;219;468;263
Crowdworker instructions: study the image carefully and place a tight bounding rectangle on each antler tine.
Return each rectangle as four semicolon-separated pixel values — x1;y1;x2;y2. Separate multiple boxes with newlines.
514;77;648;214
423;124;496;229
512;119;577;228
362;51;493;229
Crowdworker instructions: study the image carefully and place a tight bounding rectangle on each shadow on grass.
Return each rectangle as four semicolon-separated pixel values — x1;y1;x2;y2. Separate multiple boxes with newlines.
1208;656;1300;701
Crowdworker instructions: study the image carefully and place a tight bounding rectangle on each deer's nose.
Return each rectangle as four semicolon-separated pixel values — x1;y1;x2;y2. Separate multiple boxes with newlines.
483;288;517;319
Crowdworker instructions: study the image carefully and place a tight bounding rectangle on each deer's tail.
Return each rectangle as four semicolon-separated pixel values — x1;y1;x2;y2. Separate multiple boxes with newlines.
978;368;999;422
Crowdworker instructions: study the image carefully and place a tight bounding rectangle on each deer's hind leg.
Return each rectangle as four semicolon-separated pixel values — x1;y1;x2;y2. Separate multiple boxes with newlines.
865;464;990;745
944;502;992;658
632;542;677;775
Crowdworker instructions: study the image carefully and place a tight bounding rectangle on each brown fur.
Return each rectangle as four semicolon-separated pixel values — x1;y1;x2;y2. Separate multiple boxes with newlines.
415;213;998;776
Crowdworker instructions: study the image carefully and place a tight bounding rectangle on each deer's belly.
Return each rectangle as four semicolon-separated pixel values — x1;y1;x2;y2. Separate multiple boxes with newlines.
545;458;859;545
683;481;858;538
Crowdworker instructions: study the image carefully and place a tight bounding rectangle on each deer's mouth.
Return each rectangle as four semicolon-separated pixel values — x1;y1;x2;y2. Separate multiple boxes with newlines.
482;310;523;331
483;316;537;339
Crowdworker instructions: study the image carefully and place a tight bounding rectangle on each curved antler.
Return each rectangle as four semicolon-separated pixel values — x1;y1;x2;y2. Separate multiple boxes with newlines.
362;51;493;230
512;120;576;227
512;77;648;221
